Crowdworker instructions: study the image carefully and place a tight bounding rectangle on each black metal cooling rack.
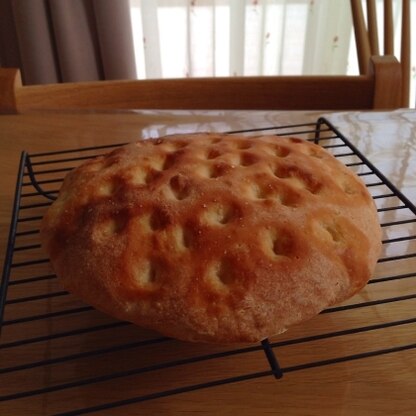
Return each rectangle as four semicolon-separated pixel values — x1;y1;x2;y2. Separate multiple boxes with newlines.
1;118;415;415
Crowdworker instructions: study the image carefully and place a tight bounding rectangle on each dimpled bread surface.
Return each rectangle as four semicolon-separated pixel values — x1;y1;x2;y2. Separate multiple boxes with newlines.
40;133;382;343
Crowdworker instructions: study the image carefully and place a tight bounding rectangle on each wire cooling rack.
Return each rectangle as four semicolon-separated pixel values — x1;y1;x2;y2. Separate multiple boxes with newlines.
1;118;415;415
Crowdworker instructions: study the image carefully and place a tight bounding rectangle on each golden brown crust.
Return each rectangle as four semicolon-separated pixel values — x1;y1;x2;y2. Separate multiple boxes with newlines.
40;133;382;343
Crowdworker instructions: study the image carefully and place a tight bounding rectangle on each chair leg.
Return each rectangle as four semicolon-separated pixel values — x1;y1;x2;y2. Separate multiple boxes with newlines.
0;68;22;114
400;0;411;107
369;56;402;109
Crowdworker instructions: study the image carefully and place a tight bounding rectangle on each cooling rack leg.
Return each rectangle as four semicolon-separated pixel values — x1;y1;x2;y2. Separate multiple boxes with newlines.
314;118;326;145
0;152;27;332
261;339;283;379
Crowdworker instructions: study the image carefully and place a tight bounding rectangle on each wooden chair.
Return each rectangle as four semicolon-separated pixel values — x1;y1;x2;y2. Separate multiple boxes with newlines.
0;55;403;114
351;0;410;107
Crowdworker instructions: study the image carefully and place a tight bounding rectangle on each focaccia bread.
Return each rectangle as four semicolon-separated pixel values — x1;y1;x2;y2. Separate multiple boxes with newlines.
41;133;382;343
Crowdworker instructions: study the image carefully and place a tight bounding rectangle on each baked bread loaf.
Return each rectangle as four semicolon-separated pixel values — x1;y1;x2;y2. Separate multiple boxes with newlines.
41;133;381;343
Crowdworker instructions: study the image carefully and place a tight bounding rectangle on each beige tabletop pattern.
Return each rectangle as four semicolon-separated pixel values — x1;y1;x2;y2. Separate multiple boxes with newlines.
327;110;416;204
0;110;415;415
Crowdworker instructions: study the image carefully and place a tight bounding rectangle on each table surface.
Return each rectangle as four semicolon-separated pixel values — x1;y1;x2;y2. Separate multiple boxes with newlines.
0;109;415;415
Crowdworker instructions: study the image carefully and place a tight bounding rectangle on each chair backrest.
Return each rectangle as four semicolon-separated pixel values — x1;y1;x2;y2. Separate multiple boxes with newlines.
0;56;403;113
351;0;410;107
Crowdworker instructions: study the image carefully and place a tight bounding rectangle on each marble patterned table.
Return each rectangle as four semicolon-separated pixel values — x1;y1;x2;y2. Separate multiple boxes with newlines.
0;109;415;416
